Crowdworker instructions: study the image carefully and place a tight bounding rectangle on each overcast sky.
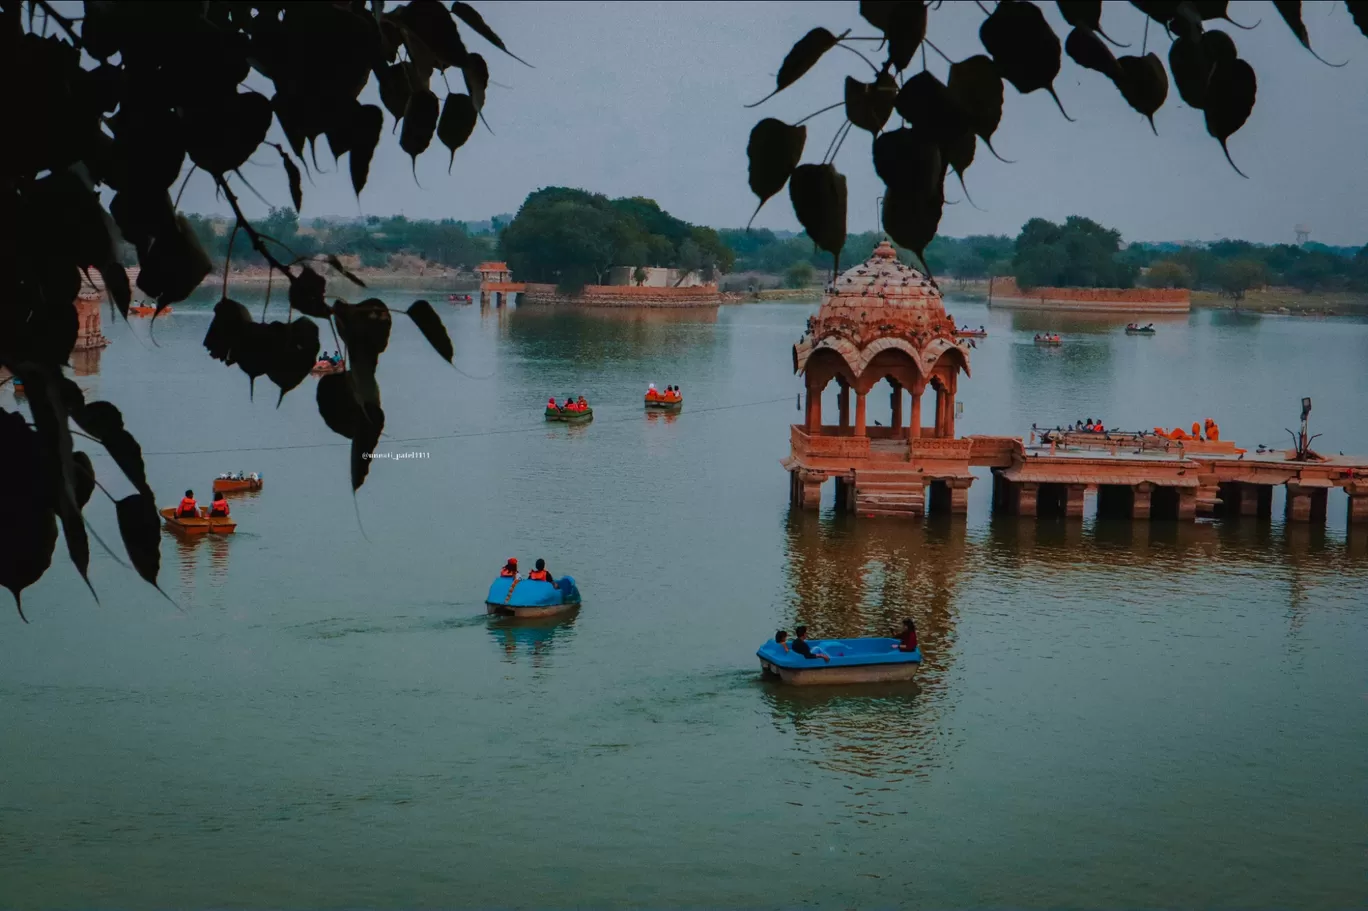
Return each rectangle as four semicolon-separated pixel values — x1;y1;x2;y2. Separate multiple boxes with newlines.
177;0;1368;245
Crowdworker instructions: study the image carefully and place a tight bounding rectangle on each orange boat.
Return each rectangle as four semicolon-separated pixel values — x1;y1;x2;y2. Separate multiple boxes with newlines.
160;506;237;535
311;358;345;375
213;476;263;493
129;305;171;317
644;393;683;412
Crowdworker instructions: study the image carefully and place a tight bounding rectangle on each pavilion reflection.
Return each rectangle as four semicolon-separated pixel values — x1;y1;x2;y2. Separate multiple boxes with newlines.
486;609;580;669
71;347;103;376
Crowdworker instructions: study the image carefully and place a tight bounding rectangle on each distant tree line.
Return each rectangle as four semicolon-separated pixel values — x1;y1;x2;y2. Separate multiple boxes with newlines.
1129;240;1368;299
177;210;499;272
717;228;1013;286
498;188;734;291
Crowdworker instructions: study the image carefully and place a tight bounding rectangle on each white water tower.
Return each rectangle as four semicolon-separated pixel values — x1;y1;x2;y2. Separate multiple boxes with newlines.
1294;224;1311;245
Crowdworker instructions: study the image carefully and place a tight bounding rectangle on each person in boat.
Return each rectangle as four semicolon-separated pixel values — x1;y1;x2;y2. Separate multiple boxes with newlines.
791;625;830;663
547;396;559;412
177;489;198;518
498;558;519;579
209;491;230;518
646;383;659;401
893;618;918;652
563;396;576;411
527;558;554;583
774;630;790;653
576;395;589;410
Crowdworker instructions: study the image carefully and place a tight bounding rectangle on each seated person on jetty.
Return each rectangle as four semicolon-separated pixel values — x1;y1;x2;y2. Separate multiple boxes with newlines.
177;489;198;518
527;558;555;583
499;557;519;579
791;625;830;663
209;492;230;518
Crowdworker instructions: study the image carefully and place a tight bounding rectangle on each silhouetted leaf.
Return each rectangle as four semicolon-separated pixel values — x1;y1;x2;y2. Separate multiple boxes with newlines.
1168;35;1213;109
451;1;531;65
746;118;806;226
71;399;151;496
136;215;212;308
1200;29;1238;65
747;28;840;107
204;297;254;362
873;127;944;196
882;2;928;71
334;299;393;408
274;144;303;212
943;129;977;196
400;89;440;174
114;493;160;588
348;104;384;196
1065;27;1121;82
1115;53;1168;133
895;71;971;143
1350;2;1368;40
97;262;131;319
882;187;944;273
264;318;321;404
184;90;273;176
22;370;92;599
0;408;58;617
316;373;360;439
406;300;454;362
72;452;96;510
980;1;1072;120
1273;0;1341;64
788;163;847;269
1056;0;1127;43
462;53;488;113
400;0;468;69
288;266;331;319
376;62;413;125
438;93;479;171
1204;56;1256;176
351;402;385;492
845;73;898;134
859;0;895;31
947;55;1005;150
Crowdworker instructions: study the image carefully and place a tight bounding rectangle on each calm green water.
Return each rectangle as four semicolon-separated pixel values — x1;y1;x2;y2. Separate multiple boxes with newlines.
2;293;1367;909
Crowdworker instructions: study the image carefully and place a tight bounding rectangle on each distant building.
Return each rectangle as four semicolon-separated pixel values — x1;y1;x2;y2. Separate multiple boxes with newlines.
606;266;708;288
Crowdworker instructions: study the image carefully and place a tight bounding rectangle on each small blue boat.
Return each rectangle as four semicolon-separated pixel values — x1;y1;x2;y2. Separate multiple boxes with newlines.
757;637;922;686
485;575;581;618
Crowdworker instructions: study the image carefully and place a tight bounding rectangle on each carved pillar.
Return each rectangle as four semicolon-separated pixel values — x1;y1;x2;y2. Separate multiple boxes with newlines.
795;469;824;510
943;375;957;438
1132;482;1154;519
805;383;821;432
838;381;850;429
890;383;902;431
1065;483;1086;518
854;390;867;437
908;384;922;440
1016;482;1039;517
947;477;973;515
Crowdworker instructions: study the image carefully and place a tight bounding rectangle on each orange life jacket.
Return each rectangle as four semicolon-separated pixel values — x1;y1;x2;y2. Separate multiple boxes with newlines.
1207;424;1219;441
179;497;197;516
646;388;659;400
210;498;229;516
547;398;556;408
499;567;516;578
528;569;551;581
1192;422;1201;437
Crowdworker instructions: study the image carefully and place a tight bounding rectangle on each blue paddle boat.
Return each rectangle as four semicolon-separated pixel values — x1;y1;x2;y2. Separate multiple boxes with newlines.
757;637;922;686
485;575;581;618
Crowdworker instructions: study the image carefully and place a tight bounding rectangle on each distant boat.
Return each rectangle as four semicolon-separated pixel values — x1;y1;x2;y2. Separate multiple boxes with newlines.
955;327;988;338
545;405;593;423
311;358;345;375
644;393;683;412
1033;334;1062;346
129;305;170;317
213;476;263;493
1125;324;1156;335
757;637;922;685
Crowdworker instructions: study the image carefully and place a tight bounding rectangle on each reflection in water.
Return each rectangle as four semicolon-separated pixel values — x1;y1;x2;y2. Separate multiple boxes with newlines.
1007;311;1188;333
645;409;680;424
172;531;200;594
71;347;103;376
486;610;580;668
207;534;231;588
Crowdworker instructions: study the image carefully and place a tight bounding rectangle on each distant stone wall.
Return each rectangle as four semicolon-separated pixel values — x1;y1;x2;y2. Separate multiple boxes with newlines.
989;276;1190;313
519;282;721;307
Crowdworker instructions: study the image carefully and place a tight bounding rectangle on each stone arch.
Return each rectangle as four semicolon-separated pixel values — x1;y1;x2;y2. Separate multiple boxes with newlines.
803;345;858;395
921;339;971;378
857;343;925;394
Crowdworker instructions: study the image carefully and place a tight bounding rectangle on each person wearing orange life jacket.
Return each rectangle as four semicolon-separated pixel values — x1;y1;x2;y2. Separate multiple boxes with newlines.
547;396;559;412
1192;421;1202;439
499;558;519;579
209;492;230;517
527;558;554;583
577;395;588;410
646;383;659;402
1206;418;1220;441
177;489;198;518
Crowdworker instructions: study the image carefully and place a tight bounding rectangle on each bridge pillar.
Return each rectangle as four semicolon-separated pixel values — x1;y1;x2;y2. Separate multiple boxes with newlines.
1064;483;1086;518
1132;482;1153;520
790;469;825;511
1016;481;1039;517
1348;484;1368;525
1285;481;1327;524
1177;487;1197;520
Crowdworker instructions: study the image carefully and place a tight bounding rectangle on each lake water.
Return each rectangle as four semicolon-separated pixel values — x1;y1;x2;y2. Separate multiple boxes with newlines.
2;292;1366;909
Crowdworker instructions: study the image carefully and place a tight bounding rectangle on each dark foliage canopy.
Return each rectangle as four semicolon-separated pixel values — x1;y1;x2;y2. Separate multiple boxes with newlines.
747;0;1368;275
1;0;518;613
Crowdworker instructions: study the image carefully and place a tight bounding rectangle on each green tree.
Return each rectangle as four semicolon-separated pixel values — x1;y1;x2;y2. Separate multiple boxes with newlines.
1011;216;1136;288
1143;260;1193;289
785;261;817;288
1214;259;1269;299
